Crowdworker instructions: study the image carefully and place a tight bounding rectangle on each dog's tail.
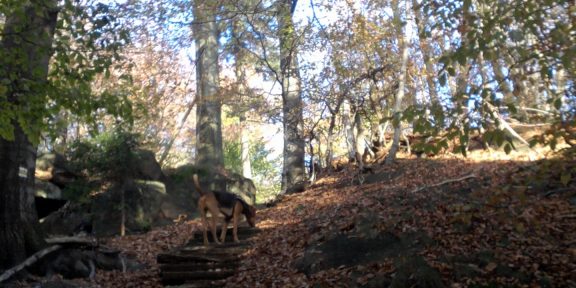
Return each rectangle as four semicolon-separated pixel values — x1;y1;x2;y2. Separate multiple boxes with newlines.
192;174;206;196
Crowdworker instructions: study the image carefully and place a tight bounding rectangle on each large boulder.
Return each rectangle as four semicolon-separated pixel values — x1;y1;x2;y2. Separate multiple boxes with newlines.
92;180;171;236
215;172;257;205
164;165;257;218
133;150;165;181
35;179;62;199
40;202;91;236
36;152;79;188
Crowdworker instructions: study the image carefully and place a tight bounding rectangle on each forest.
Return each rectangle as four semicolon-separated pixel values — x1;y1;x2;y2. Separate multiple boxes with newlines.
0;0;574;287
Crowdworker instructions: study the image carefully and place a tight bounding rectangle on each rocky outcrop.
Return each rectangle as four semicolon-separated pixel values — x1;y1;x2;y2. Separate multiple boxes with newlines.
133;150;165;181
92;180;169;236
38;150;257;237
36;153;79;188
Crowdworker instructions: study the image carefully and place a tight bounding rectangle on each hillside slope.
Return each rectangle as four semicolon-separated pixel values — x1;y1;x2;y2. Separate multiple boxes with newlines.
60;152;575;288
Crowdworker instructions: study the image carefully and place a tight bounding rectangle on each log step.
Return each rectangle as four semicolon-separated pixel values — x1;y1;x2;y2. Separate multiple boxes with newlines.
160;262;239;272
187;230;260;245
180;246;249;255
157;253;241;264
158;226;262;286
165;279;226;288
161;270;235;285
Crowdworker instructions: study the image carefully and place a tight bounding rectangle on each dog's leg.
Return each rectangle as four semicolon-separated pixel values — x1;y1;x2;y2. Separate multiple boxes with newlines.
206;201;221;244
199;199;210;245
219;217;229;243
232;202;243;242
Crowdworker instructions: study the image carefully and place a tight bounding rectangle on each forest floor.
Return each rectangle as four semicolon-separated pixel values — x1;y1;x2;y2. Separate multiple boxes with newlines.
63;148;575;287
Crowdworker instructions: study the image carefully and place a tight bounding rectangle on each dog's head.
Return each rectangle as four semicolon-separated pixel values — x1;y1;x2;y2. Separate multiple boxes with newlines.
246;205;257;227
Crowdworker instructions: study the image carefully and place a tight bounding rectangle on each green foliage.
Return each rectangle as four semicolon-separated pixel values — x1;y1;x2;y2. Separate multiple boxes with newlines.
68;127;140;181
420;0;574;156
61;179;98;203
223;138;282;202
223;140;242;174
0;0;132;143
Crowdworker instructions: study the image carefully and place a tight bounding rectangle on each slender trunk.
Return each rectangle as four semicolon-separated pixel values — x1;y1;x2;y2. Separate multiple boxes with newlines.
325;112;336;170
0;0;59;269
386;0;411;164
158;98;197;166
412;0;439;106
240;115;253;178
279;0;305;194
353;112;366;170
232;11;253;179
343;99;356;160
193;1;224;177
491;59;514;103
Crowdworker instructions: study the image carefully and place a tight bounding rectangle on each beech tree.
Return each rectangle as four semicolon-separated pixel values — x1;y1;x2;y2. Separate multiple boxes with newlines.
192;1;224;174
0;0;59;269
0;0;129;269
278;0;306;194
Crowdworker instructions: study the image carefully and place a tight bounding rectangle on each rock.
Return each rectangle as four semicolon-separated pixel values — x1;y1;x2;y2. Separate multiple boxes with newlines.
26;279;80;288
134;150;164;181
390;256;445;288
164;165;257;219
37;153;68;171
44;249;92;279
216;172;257;205
294;232;402;276
36;197;68;219
92;180;169;236
36;152;79;188
40;203;91;236
38;247;145;280
35;179;62;199
294;231;433;276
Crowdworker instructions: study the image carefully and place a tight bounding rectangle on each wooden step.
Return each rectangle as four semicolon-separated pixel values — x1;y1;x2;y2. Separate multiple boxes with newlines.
157;253;241;264
180;245;249;255
160;262;239;272
158;226;262;286
186;240;254;248
161;270;235;285
165;279;226;288
187;228;261;245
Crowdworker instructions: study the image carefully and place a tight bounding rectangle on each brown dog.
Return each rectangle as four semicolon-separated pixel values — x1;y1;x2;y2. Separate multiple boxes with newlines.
193;174;256;245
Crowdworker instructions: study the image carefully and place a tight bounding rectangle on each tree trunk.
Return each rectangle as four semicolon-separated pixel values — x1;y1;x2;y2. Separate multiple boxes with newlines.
278;0;306;194
386;0;411;164
412;0;439;106
240;115;253;179
325;112;337;171
193;1;224;177
343;99;356;161
353;113;367;170
0;0;59;270
231;8;253;179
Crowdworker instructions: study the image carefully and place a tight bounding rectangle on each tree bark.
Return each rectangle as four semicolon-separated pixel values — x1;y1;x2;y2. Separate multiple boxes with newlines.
193;1;224;177
0;0;59;270
278;0;306;194
231;7;253;179
386;0;411;164
412;0;439;106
